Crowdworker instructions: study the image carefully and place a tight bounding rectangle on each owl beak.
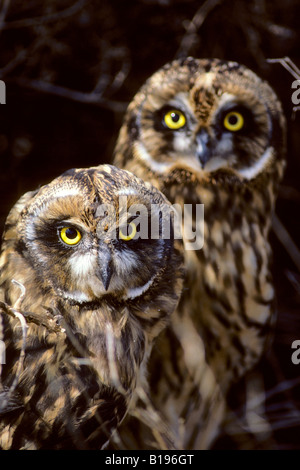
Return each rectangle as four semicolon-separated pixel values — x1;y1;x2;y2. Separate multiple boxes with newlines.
98;245;113;291
196;130;213;167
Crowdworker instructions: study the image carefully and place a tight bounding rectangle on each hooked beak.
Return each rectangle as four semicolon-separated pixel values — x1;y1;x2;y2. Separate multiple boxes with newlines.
98;244;113;291
196;130;213;167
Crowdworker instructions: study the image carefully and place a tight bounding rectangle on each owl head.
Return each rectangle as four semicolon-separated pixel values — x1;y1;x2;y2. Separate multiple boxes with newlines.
114;57;286;187
3;165;181;307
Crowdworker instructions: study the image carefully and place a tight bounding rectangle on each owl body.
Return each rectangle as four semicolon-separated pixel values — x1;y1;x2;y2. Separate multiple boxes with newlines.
0;165;183;449
113;58;286;448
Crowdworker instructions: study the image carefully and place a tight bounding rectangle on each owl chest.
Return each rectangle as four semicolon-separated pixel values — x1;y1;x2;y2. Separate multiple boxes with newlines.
168;183;273;355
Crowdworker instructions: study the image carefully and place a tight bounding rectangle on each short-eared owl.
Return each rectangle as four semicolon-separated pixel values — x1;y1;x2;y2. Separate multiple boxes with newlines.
0;164;183;449
113;57;286;448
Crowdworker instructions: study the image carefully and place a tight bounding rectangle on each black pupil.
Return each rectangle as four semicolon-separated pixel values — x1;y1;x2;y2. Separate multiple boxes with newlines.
228;114;238;125
171;112;180;123
66;227;77;239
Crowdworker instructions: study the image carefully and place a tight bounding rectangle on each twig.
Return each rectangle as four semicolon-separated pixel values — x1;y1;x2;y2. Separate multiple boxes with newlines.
175;0;223;58
130;386;177;450
11;279;26;310
267;57;300;80
0;49;28;79
0;306;4;380
0;0;10;34
0;301;66;335
92;47;131;98
10;281;28;387
267;58;300;117
292;106;300;119
272;213;300;273
0;280;28;413
2;0;88;30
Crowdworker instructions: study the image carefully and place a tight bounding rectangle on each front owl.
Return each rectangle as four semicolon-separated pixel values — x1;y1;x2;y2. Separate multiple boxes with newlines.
114;58;286;448
0;165;183;449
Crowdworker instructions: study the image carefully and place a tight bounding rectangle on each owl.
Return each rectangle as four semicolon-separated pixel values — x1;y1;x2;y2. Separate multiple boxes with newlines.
0;164;183;449
113;57;286;448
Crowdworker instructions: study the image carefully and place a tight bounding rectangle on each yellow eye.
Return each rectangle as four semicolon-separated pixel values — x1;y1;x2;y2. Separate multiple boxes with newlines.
60;227;82;245
119;222;137;241
164;109;186;130
223;111;244;131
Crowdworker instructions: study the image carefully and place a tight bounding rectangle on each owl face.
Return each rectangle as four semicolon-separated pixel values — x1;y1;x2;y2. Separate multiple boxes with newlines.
15;165;174;304
119;58;286;183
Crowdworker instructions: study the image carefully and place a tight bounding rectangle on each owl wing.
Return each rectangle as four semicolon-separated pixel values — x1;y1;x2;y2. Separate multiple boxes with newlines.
0;190;40;309
2;190;38;229
0;306;129;449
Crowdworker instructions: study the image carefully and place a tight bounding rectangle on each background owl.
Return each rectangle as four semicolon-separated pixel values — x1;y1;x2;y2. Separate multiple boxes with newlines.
113;57;287;449
0;164;183;449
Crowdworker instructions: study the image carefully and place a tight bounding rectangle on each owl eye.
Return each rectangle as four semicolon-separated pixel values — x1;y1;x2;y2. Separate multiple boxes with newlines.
164;109;186;130
60;227;82;245
119;222;137;241
223;111;244;131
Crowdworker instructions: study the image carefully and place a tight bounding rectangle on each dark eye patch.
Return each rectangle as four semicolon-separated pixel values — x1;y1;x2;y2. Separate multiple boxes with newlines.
33;218;83;250
217;104;254;134
152;106;187;133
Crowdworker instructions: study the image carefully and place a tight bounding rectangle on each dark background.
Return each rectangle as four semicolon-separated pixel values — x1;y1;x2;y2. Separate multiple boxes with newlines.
0;0;299;449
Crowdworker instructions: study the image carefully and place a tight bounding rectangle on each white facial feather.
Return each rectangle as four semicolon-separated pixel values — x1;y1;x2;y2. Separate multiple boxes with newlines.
238;147;273;180
217;92;237;108
68;252;97;279
113;248;139;276
135;141;173;173
173;132;193;154
125;275;156;300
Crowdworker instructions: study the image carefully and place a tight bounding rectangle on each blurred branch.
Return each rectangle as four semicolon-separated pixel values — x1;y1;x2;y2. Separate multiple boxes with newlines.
292;107;300;120
92;46;131;98
272;213;300;273
8;77;128;113
0;0;10;33
0;49;28;77
267;57;300;80
0;280;28;413
278;185;300;203
175;0;223;59
2;0;88;30
268;58;300;116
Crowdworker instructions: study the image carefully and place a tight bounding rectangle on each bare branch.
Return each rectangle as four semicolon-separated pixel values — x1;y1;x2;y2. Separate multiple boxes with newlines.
0;49;28;79
130;387;177;450
0;0;10;34
2;0;88;30
267;57;300;80
8;77;128;113
11;279;26;310
0;281;28;413
292;106;300;119
175;0;223;58
272;213;300;273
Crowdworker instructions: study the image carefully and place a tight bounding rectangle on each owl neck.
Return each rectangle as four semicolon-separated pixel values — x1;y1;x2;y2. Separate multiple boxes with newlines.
159;172;277;229
50;298;146;392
